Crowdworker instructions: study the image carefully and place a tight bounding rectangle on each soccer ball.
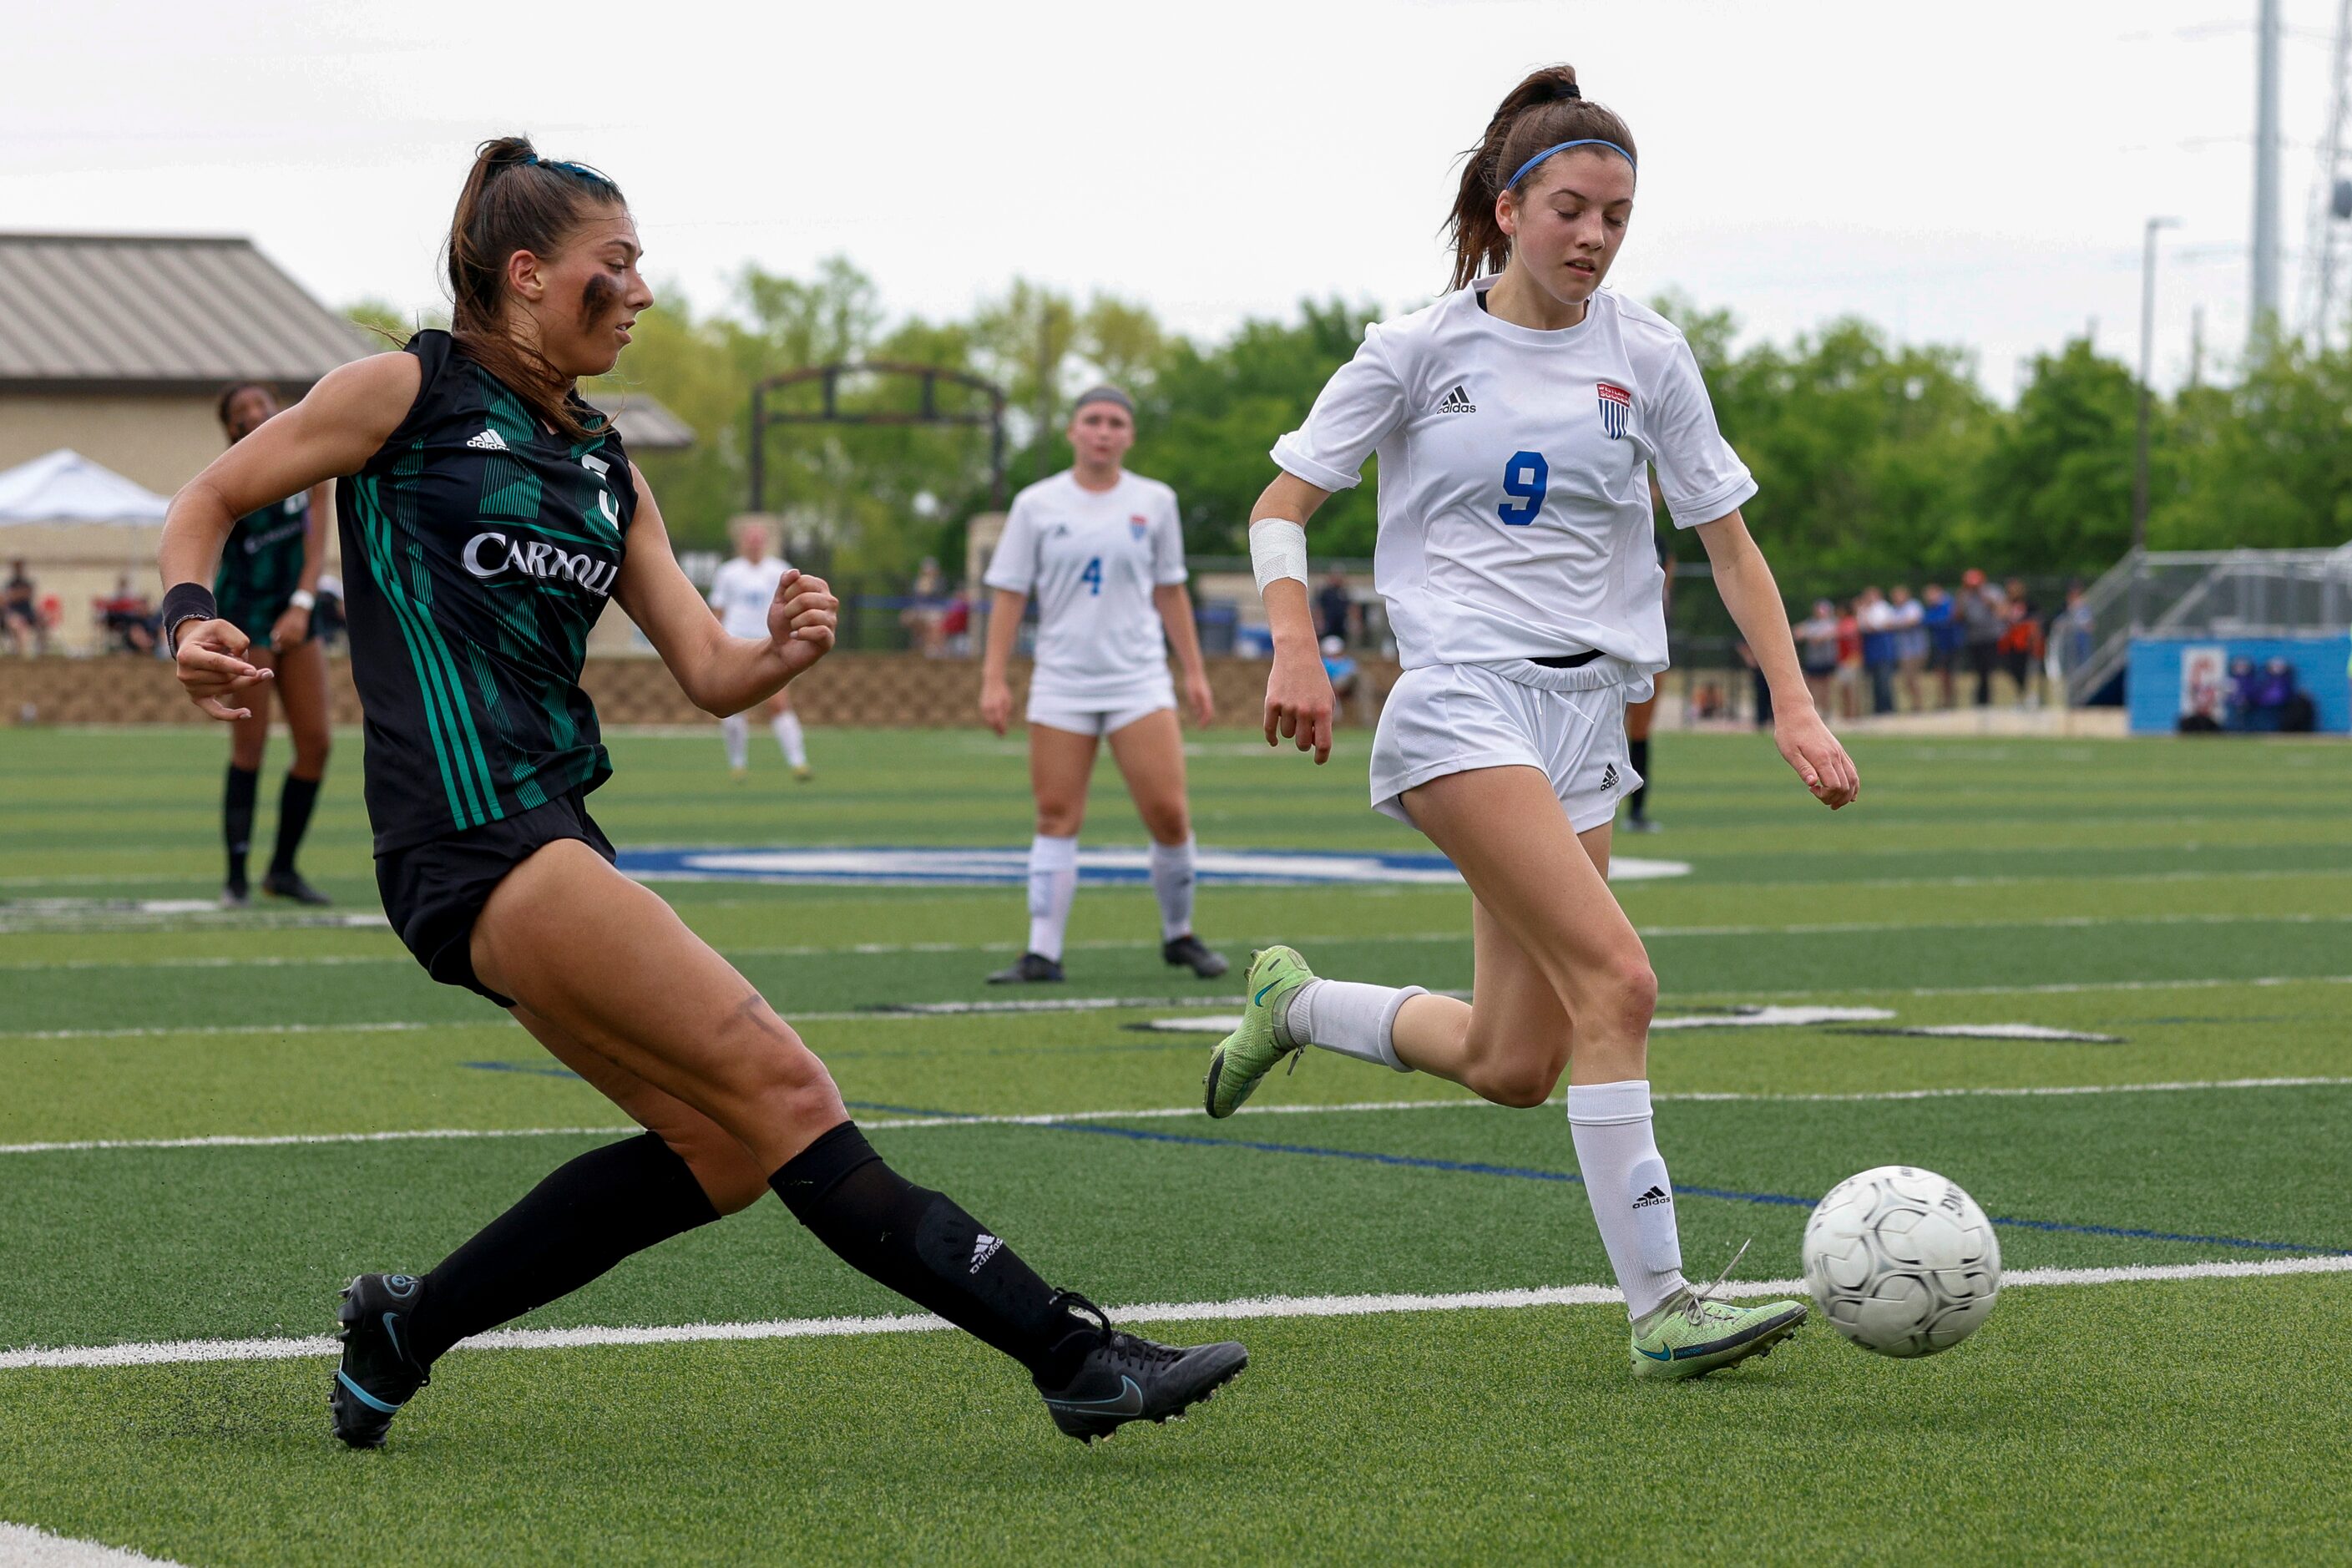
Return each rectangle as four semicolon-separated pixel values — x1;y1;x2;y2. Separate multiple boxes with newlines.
1801;1166;2001;1358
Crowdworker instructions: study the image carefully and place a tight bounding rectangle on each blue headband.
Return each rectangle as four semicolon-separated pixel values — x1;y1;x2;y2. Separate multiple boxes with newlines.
522;154;617;190
1507;139;1636;190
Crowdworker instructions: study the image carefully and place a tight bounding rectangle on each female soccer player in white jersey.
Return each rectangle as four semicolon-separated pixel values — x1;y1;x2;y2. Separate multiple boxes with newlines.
707;518;812;781
1203;66;1859;1379
978;386;1228;984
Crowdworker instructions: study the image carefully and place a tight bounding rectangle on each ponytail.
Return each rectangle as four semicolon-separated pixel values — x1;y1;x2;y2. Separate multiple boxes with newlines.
1444;65;1639;291
444;134;627;443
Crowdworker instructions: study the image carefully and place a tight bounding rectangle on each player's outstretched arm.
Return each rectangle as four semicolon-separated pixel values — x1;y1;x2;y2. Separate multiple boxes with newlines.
1252;472;1338;764
616;466;837;717
159;352;419;720
1693;510;1859;808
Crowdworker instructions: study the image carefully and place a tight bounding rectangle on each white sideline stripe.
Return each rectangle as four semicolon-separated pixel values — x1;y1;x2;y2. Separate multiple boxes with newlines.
8;974;2352;1043
0;1524;183;1567
8;1256;2348;1373
6;1076;2345;1155
8;908;2350;972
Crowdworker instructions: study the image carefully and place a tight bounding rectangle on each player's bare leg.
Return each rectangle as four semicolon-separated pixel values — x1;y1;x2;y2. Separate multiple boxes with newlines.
220;647;277;907
260;633;332;904
1107;709;1226;978
992;722;1098;983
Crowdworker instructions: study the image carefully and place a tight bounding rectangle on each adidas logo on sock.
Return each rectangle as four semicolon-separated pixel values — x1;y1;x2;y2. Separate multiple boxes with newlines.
969;1232;1004;1273
1601;761;1621;792
1437;384;1476;414
465;428;509;452
1631;1185;1671;1209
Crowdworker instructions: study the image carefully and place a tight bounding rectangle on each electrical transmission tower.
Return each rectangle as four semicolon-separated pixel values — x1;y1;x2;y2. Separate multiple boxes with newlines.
2299;0;2352;346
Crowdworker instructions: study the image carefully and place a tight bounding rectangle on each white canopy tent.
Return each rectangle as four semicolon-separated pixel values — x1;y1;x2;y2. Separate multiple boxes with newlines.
0;450;173;654
0;448;171;525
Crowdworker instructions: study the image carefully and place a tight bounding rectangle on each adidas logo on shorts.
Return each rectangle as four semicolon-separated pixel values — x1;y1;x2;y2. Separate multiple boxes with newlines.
1601;761;1621;792
1437;384;1476;414
465;428;510;452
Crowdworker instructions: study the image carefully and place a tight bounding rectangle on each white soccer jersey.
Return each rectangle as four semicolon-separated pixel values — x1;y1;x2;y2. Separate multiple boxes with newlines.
708;554;791;640
984;469;1187;703
1272;281;1756;675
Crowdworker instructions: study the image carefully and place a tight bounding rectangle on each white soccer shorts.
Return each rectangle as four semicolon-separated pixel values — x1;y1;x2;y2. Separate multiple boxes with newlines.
1368;658;1645;833
1025;678;1177;739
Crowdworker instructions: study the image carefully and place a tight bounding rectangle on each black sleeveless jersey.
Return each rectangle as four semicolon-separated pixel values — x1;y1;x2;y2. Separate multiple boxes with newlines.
337;331;636;854
213;493;309;639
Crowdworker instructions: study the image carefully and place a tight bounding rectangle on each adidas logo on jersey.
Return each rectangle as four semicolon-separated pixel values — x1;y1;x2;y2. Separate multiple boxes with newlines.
465;428;510;453
1436;385;1476;414
1601;761;1621;792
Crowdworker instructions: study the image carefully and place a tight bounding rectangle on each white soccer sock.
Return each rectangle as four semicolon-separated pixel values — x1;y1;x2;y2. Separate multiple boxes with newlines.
1280;980;1422;1072
1566;1079;1689;1321
721;714;749;771
1147;837;1197;942
1025;834;1079;961
771;711;807;769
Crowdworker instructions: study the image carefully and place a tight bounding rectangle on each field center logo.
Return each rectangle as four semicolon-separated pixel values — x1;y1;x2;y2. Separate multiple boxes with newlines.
1596;382;1631;440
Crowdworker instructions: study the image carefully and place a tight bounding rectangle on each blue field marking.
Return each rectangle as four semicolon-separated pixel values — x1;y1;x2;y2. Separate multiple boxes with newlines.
848;1098;2351;1258
615;844;1690;888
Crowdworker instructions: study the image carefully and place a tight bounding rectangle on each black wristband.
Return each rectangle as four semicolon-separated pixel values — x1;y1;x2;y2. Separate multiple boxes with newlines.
159;582;219;655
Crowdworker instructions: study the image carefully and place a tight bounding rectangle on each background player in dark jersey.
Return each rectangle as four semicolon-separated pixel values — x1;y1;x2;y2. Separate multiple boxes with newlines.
210;382;335;906
158;136;1243;1450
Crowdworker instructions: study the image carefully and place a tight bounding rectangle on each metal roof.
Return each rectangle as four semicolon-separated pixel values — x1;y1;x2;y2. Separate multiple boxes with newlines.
586;391;697;452
0;233;369;390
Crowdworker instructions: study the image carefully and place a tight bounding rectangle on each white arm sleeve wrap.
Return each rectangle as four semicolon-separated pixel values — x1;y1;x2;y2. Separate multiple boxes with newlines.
1249;518;1310;595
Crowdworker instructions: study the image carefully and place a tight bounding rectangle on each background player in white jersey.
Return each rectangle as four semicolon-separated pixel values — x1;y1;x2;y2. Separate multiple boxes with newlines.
1203;65;1860;1379
709;518;812;781
978;386;1227;984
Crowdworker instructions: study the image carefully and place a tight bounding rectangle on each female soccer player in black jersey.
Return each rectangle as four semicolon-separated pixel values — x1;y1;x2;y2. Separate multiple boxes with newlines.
209;383;335;906
159;137;1242;1449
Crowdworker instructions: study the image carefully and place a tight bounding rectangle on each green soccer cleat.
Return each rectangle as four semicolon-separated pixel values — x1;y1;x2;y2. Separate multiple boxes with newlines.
1629;1246;1805;1380
1201;945;1318;1119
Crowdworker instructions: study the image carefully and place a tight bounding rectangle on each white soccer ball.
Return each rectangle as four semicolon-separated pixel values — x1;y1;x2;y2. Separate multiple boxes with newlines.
1801;1165;2001;1358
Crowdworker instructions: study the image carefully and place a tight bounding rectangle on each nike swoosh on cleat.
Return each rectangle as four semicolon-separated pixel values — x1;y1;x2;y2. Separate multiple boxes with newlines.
1253;982;1277;1004
1046;1375;1146;1414
1635;1344;1674;1361
382;1313;407;1366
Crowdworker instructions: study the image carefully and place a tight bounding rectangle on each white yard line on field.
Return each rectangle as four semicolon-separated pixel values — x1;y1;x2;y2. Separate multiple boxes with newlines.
5;1075;2344;1156
6;1255;2347;1373
7;908;2349;972
0;1022;433;1043
0;1524;183;1567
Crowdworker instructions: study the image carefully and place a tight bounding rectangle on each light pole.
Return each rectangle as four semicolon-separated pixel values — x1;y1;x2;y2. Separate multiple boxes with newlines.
2131;216;2179;635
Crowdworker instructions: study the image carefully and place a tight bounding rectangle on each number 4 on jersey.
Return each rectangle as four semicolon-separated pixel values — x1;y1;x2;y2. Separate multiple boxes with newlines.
1080;556;1104;594
1498;451;1548;526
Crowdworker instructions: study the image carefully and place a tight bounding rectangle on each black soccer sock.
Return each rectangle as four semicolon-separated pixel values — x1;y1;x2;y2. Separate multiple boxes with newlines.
222;765;259;889
1627;736;1650;820
268;771;321;877
771;1122;1090;1383
407;1131;721;1365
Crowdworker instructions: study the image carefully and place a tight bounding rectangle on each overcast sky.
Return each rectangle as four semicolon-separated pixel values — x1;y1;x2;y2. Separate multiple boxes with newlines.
8;0;2346;397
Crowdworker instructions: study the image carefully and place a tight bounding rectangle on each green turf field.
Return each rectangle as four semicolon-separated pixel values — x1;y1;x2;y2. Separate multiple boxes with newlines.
3;723;2347;1565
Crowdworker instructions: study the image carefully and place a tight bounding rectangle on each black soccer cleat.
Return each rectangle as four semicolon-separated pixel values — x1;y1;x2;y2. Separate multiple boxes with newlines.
262;869;331;906
1033;1293;1247;1444
986;951;1065;984
330;1273;431;1449
1161;934;1230;979
219;882;250;909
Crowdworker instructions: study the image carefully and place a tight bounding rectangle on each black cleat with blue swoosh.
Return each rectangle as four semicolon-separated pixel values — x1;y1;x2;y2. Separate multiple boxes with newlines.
1033;1294;1247;1444
330;1273;432;1449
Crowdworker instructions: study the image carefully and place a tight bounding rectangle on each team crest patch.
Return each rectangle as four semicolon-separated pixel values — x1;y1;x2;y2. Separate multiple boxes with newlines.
1130;514;1150;541
1596;382;1631;440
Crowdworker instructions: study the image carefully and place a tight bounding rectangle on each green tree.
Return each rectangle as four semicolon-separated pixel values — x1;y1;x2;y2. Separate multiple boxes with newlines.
2152;335;2352;550
1972;337;2137;579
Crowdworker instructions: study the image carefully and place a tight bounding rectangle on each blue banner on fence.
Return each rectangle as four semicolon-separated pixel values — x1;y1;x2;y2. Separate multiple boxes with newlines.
2127;635;2351;735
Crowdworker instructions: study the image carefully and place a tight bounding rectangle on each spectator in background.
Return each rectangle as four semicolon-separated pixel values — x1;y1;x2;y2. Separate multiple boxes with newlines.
3;560;38;655
1920;583;1960;708
1794;598;1840;714
1889;585;1926;712
1315;568;1355;648
901;557;948;657
1857;585;1898;716
1735;636;1773;728
1960;569;2004;707
99;574;159;655
2054;580;2094;688
1834;597;1864;720
1998;589;2042;707
1320;634;1360;718
938;591;971;658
